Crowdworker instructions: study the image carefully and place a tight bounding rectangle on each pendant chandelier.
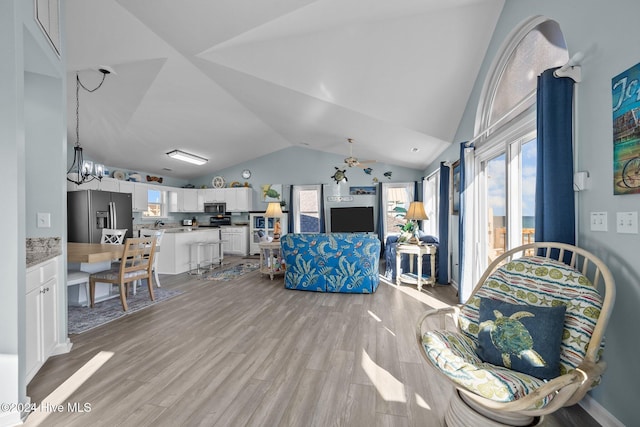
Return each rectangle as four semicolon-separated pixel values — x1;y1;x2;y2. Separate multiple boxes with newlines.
67;67;112;185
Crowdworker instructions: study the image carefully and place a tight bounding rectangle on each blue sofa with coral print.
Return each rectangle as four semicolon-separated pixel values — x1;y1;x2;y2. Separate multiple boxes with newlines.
280;233;381;293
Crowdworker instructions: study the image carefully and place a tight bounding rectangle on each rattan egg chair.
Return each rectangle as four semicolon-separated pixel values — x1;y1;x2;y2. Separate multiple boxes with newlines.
416;242;615;426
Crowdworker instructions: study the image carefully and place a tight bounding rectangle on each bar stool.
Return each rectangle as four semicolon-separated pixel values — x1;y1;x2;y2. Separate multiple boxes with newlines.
189;242;209;275
204;240;224;269
67;270;91;307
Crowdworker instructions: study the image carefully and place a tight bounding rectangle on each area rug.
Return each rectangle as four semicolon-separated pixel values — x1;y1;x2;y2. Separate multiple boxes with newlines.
68;288;183;334
201;262;259;281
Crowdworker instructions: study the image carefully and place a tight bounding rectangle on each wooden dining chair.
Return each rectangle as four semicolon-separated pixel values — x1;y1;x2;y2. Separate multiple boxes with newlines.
89;237;156;311
138;228;165;288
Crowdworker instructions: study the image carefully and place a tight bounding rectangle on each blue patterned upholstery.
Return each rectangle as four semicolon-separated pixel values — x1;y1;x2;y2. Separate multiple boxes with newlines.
281;233;380;293
422;255;604;409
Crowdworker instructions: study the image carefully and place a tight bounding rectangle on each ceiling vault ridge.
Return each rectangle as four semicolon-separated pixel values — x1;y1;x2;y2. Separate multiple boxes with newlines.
196;0;332;55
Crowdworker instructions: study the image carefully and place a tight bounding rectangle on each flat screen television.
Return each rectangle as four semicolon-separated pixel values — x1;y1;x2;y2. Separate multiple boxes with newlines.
330;206;375;233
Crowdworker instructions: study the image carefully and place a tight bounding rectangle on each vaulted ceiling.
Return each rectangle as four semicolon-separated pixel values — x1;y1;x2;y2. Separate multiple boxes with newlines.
65;0;504;180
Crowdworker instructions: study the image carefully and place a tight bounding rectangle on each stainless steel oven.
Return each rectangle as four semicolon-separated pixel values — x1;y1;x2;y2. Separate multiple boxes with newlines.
204;202;226;214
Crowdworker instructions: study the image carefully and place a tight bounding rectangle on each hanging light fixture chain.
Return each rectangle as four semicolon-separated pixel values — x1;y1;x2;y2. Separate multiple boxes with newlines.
75;73;80;147
67;70;109;186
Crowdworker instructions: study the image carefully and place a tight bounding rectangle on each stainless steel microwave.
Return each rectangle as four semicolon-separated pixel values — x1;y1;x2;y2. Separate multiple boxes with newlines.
204;202;226;214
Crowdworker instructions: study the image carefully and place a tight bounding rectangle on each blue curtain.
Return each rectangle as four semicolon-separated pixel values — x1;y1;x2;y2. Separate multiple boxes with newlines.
377;182;385;252
288;185;294;233
319;185;325;233
438;163;450;284
535;68;575;245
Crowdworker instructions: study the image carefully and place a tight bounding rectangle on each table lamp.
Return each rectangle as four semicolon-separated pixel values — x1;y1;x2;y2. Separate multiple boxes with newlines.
264;202;283;240
405;201;428;244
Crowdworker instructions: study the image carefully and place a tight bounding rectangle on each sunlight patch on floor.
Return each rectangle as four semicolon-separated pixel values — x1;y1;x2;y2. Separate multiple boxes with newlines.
24;351;114;426
367;310;382;322
415;392;432;409
379;275;453;310
361;350;406;403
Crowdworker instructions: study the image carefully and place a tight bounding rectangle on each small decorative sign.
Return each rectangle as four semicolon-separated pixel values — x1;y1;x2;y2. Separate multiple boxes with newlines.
612;62;640;194
327;196;354;202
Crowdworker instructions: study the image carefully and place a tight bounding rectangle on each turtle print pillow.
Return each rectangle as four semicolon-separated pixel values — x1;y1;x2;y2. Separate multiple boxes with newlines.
476;297;567;380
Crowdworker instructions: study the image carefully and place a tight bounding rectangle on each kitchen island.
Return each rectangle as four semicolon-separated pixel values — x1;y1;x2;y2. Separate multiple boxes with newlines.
156;227;223;275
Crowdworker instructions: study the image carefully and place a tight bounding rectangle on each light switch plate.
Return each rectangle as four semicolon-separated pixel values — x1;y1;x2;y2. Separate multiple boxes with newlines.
37;212;51;228
590;212;607;232
616;211;638;234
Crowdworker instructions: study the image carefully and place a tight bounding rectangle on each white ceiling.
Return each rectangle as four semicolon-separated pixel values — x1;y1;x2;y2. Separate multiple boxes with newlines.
65;0;504;180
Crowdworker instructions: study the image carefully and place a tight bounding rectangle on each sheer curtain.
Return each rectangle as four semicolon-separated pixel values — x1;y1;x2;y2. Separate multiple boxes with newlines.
535;68;575;245
377;182;415;249
458;142;477;303
422;173;439;237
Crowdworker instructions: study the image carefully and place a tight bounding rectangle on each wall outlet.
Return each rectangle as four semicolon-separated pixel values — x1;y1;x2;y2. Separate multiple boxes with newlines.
37;212;51;228
616;211;638;234
590;212;607;232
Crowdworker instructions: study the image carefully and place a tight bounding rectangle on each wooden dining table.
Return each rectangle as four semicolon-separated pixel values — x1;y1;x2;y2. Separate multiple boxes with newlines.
67;242;126;306
67;242;124;264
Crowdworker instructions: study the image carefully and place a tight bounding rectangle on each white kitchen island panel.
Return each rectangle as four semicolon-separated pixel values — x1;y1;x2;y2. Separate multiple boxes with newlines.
157;228;222;274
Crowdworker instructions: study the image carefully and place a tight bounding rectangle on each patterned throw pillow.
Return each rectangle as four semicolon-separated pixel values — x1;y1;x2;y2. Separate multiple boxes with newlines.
476;297;566;380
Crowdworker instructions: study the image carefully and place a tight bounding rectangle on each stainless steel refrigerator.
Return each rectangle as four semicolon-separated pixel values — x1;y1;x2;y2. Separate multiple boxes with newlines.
67;190;134;243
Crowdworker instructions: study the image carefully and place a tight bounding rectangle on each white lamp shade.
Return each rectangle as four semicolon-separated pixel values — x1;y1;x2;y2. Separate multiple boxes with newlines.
264;202;283;217
405;201;428;220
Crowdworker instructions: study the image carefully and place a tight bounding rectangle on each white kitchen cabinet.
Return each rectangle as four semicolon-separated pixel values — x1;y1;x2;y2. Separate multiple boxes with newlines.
225;187;253;212
133;183;149;212
184;188;202;212
117;180;134;195
199;188;224;203
169;188;203;212
25;257;59;384
117;181;148;212
220;226;248;256
98;177;120;192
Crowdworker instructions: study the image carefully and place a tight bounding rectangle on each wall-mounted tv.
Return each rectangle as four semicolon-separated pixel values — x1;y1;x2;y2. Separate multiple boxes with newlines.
330;206;375;233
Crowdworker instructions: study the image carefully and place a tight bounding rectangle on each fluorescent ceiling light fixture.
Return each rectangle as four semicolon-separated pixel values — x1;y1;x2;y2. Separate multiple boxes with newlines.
166;149;208;165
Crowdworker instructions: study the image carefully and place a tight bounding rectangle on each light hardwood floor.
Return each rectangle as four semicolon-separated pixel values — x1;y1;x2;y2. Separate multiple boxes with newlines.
26;257;600;426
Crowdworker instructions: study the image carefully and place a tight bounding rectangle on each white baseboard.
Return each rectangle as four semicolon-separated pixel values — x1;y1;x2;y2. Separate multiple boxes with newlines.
579;394;624;427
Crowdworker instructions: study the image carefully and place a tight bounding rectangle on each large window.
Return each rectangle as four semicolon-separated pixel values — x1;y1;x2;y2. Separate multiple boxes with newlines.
381;182;415;239
143;188;165;218
292;185;322;233
481;132;536;263
475;17;568;268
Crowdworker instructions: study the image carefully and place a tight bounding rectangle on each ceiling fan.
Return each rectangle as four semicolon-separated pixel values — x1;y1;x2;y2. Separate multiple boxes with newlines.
344;138;376;168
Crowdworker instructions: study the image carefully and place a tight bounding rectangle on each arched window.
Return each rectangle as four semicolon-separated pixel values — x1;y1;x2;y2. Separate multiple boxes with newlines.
475;16;569;266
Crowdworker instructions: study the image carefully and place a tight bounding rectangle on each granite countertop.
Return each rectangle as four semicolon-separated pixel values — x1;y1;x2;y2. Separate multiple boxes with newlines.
26;237;62;268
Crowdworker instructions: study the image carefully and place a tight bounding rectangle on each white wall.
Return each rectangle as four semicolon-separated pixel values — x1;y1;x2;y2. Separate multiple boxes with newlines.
1;1;68;425
428;1;640;425
0;2;26;423
191;145;424;213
